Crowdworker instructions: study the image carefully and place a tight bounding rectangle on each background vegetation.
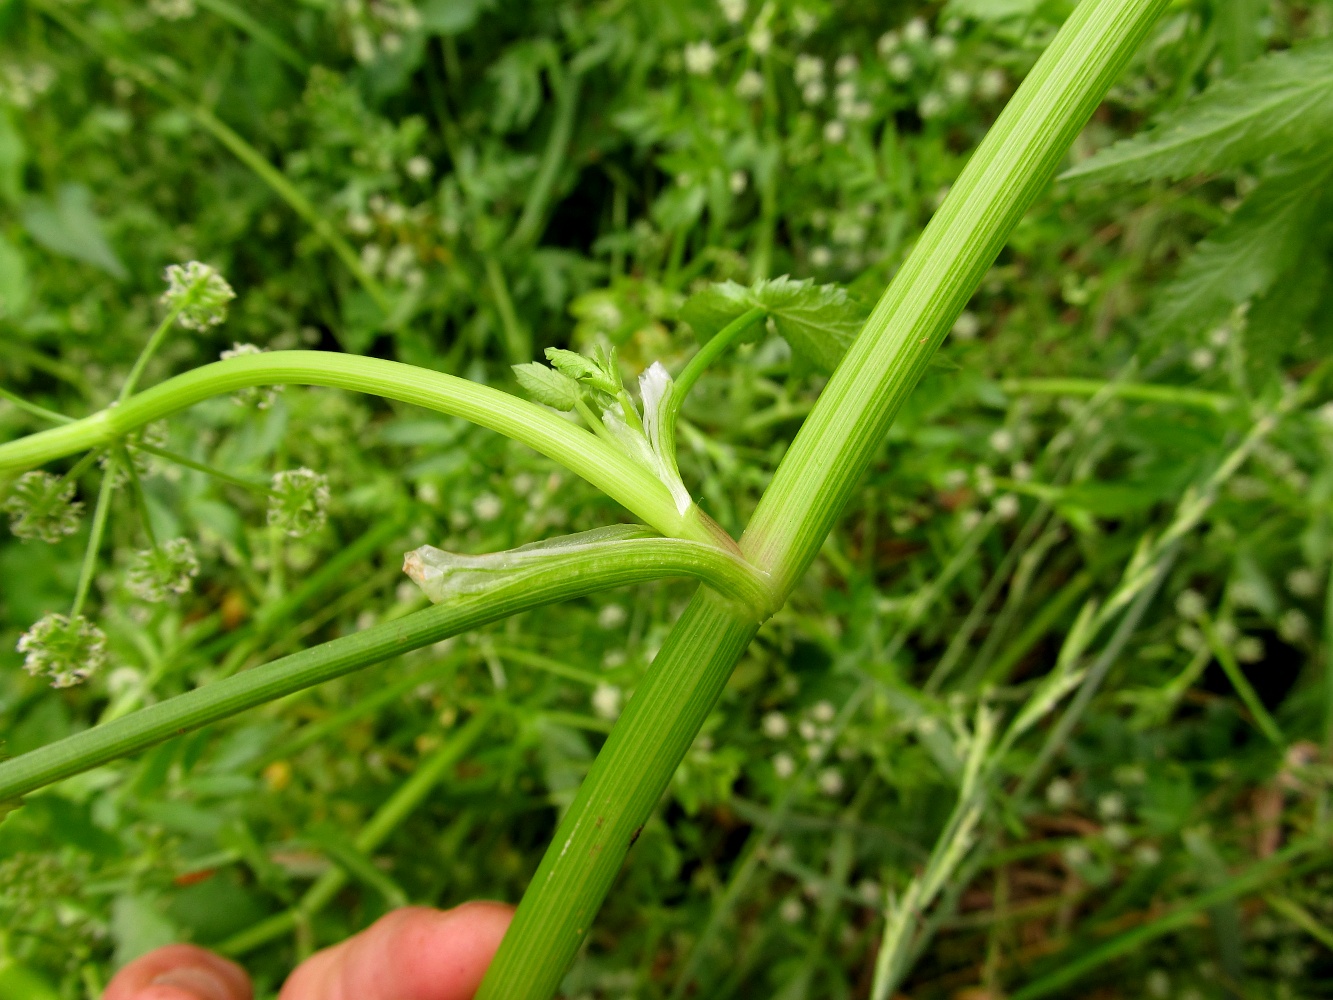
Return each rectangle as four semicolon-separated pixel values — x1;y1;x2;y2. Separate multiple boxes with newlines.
2;0;1333;997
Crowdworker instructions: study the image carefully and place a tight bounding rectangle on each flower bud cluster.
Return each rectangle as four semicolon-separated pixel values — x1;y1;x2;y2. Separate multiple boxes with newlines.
17;612;108;688
161;261;235;330
126;538;200;602
268;468;330;537
3;471;83;543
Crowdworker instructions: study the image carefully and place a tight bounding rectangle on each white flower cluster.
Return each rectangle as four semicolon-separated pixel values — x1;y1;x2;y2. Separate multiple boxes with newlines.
17;613;107;688
4;471;83;543
268;469;331;537
126;538;200;603
162;261;235;331
684;41;718;75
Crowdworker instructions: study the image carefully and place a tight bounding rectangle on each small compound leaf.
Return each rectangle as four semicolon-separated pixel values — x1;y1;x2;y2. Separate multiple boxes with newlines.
1063;40;1333;184
544;347;618;394
512;362;580;411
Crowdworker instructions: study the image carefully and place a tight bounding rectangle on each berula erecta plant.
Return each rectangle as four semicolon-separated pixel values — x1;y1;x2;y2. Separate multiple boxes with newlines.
5;0;1331;997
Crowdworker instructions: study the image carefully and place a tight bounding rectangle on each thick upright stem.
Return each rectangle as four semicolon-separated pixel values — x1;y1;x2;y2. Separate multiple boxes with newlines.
477;3;1168;997
476;589;757;999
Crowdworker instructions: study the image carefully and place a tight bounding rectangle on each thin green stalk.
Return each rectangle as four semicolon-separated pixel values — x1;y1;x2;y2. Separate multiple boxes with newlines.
0;386;73;425
664;306;766;464
1007;837;1323;1000
503;68;581;255
0;539;766;803
1200;614;1285;746
1324;557;1333;755
483;255;531;365
1001;377;1236;413
979;570;1093;687
33;1;387;312
670;307;767;425
121;448;158;548
0;340;94;397
194;0;309;72
0;351;713;546
119;301;189;402
1264;893;1333;951
477;6;1169;996
1015;551;1174;801
131;442;275;496
219;708;493;956
70;455;118;619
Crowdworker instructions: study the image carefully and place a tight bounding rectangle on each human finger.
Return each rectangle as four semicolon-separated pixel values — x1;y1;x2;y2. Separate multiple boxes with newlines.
102;943;252;1000
278;902;513;1000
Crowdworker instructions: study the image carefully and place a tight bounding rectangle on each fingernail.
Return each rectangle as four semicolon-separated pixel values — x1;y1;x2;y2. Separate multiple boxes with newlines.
150;967;233;1000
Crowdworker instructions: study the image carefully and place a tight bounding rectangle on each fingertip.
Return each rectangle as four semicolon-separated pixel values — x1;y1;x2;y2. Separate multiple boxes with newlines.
326;903;514;1000
102;945;250;1000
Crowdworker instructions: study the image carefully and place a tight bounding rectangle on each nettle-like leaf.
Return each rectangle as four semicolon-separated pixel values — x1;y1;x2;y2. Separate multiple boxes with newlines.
1146;156;1333;340
1063;40;1333;184
513;361;580;411
681;276;868;374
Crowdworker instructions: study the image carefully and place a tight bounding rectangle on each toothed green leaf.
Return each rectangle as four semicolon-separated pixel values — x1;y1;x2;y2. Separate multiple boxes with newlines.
681;276;868;374
544;347;619;395
512;362;581;411
1063;40;1333;184
1145;156;1333;340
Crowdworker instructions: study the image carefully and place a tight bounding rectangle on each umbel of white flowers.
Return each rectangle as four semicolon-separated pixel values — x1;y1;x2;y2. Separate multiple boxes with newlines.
268;468;331;537
2;470;83;543
161;261;235;330
127;537;201;603
17;613;108;688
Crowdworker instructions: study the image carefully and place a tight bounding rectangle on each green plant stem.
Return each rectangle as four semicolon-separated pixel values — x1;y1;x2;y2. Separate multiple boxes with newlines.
219;708;492;956
1264;892;1333;950
483;256;530;364
70;455;118;619
131;442;275;496
503;68;581;256
1007;837;1323;1000
0;542;764;803
33;0;387;312
668;306;766;442
662;306;766;468
478;589;758;999
1016;551;1174;801
119;302;188;402
1200;614;1285;746
1324;557;1333;756
194;0;309;72
476;5;1169;996
0;386;73;425
121;448;158;548
1001;377;1235;413
0;351;714;546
